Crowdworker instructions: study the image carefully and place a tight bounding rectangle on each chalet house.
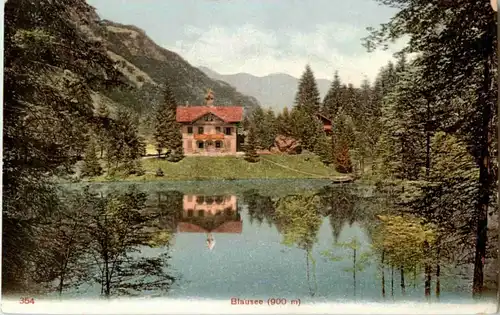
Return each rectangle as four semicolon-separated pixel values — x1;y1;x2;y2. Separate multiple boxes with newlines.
176;91;243;156
177;194;242;234
316;113;332;135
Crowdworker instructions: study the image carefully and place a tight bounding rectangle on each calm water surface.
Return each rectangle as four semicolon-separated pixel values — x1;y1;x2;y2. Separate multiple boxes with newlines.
52;180;488;304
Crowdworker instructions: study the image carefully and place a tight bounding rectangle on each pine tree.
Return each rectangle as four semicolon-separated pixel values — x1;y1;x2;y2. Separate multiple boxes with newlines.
81;139;103;177
154;83;176;158
262;108;277;150
314;131;334;165
166;116;184;162
332;115;353;174
290;107;322;152
334;140;353;174
322;71;343;119
251;106;266;149
95;103;111;159
106;109;146;175
244;124;260;163
276;107;293;136
294;65;321;116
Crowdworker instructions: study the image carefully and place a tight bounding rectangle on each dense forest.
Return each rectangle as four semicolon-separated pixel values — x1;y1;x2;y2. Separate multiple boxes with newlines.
2;0;498;301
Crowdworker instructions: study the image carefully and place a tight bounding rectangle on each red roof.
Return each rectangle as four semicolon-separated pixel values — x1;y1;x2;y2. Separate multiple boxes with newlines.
176;106;243;123
177;221;243;233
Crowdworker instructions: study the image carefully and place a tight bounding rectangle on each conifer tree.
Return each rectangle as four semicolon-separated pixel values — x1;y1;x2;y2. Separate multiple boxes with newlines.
294;65;321;116
276;107;293;136
332;115;353;174
314;131;334;165
244;124;260;163
322;71;343;119
95;103;111;159
153;83;184;162
81;139;103;177
166;116;184;162
261;108;277;150
251;106;266;149
106;109;145;175
290;107;323;152
154;83;175;158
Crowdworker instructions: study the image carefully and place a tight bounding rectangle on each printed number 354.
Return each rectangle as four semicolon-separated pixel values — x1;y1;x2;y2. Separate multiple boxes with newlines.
19;298;35;304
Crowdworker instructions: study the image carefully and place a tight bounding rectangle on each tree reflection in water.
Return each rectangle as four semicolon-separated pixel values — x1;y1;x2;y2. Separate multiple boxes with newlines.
274;193;322;297
26;185;178;298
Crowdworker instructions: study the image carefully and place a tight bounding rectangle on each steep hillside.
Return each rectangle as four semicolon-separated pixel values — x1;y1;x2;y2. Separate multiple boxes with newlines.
199;66;331;112
70;8;261;125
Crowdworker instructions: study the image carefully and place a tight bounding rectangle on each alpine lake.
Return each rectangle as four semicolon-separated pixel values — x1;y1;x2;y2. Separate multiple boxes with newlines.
36;178;496;306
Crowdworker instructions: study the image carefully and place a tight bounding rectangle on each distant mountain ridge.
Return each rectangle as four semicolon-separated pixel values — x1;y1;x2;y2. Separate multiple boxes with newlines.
67;7;261;130
199;66;331;112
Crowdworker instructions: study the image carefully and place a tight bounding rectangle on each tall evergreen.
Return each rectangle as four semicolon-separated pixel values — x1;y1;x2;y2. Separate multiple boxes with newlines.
294;65;321;116
332;114;354;174
251;106;266;149
106;109;146;175
153;83;184;161
322;71;343;119
276;107;293;136
81;139;103;177
262;108;278;150
290;107;323;152
314;130;334;165
95;103;111;159
244;124;260;163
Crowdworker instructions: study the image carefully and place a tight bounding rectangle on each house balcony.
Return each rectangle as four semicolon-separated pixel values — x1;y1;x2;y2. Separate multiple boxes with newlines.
193;133;225;140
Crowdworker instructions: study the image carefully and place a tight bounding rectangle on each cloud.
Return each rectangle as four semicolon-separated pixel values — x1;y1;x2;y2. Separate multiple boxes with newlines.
165;23;406;86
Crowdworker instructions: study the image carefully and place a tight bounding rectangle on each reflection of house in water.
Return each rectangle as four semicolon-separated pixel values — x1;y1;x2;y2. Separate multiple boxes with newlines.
177;195;242;234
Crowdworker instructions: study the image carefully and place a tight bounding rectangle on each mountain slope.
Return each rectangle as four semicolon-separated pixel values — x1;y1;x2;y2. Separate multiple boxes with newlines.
199;66;331;112
70;10;261;124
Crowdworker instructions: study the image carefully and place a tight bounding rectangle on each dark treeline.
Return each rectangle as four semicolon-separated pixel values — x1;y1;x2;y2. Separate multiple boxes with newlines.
245;64;385;174
2;0;180;294
365;0;498;299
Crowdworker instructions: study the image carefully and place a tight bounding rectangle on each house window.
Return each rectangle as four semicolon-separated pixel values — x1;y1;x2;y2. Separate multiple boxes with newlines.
198;127;204;134
197;141;204;149
225;127;232;135
187;209;194;217
216;127;221;133
198;210;205;217
196;196;204;204
204;115;213;121
215;141;222;148
187;195;193;202
205;196;214;204
187;126;193;134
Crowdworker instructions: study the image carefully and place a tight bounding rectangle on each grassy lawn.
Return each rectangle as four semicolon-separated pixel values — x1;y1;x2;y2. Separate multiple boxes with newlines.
145;143;157;156
90;154;340;182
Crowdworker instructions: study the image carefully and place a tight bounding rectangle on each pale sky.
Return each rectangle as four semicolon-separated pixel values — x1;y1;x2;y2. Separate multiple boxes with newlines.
86;0;405;86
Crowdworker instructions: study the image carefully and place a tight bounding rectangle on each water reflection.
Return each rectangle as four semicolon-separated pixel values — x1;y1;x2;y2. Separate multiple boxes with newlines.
178;195;242;250
9;183;496;303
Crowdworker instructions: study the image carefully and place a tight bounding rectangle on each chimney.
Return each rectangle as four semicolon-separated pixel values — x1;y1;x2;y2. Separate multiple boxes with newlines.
205;89;214;107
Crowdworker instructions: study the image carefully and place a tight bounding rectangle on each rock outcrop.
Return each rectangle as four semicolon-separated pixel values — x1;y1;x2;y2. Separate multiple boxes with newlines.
274;135;302;154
